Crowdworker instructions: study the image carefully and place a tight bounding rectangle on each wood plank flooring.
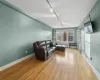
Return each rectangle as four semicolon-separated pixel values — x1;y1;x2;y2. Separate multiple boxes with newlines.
0;48;98;80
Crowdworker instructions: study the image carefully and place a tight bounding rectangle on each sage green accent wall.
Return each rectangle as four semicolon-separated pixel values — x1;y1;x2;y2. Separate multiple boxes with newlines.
90;0;100;73
0;2;52;67
79;0;100;73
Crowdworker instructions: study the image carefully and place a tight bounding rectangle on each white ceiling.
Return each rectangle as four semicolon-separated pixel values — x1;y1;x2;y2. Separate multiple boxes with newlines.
6;0;97;28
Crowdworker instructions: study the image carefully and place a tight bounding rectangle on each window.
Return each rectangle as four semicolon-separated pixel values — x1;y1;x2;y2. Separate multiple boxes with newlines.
68;30;74;43
56;29;74;43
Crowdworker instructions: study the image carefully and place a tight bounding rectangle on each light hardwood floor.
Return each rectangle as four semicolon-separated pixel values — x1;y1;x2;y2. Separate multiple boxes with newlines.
0;49;98;80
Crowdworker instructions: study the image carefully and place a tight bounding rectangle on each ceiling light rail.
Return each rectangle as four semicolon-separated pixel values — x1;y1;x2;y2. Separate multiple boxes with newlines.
46;0;64;27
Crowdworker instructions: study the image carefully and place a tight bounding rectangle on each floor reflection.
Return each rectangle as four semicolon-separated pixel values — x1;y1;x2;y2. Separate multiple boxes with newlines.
55;50;75;65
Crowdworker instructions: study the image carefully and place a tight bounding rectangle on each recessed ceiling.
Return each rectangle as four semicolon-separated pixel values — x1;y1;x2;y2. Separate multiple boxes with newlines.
6;0;97;28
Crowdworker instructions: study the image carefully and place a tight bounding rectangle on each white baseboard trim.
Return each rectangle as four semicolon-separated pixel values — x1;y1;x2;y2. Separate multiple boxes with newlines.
0;54;34;71
82;54;100;80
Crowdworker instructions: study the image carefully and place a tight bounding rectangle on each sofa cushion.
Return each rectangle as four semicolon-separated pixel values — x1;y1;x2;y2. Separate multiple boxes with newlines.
40;42;46;46
47;45;50;48
47;47;56;53
42;46;47;51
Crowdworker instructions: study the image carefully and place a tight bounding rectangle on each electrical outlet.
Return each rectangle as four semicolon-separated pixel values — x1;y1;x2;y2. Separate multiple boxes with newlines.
25;51;28;54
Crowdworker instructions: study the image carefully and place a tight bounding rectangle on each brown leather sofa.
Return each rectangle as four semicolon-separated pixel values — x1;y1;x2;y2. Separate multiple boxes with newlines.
33;40;56;60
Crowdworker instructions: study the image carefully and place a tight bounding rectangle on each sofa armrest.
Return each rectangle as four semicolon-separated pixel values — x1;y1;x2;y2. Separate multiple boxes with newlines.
35;47;47;60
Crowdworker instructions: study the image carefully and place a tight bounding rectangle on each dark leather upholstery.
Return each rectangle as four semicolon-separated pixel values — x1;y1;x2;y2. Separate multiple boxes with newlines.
33;40;56;60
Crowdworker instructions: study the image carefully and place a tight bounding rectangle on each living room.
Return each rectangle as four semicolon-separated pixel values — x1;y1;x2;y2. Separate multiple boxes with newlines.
0;0;100;80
